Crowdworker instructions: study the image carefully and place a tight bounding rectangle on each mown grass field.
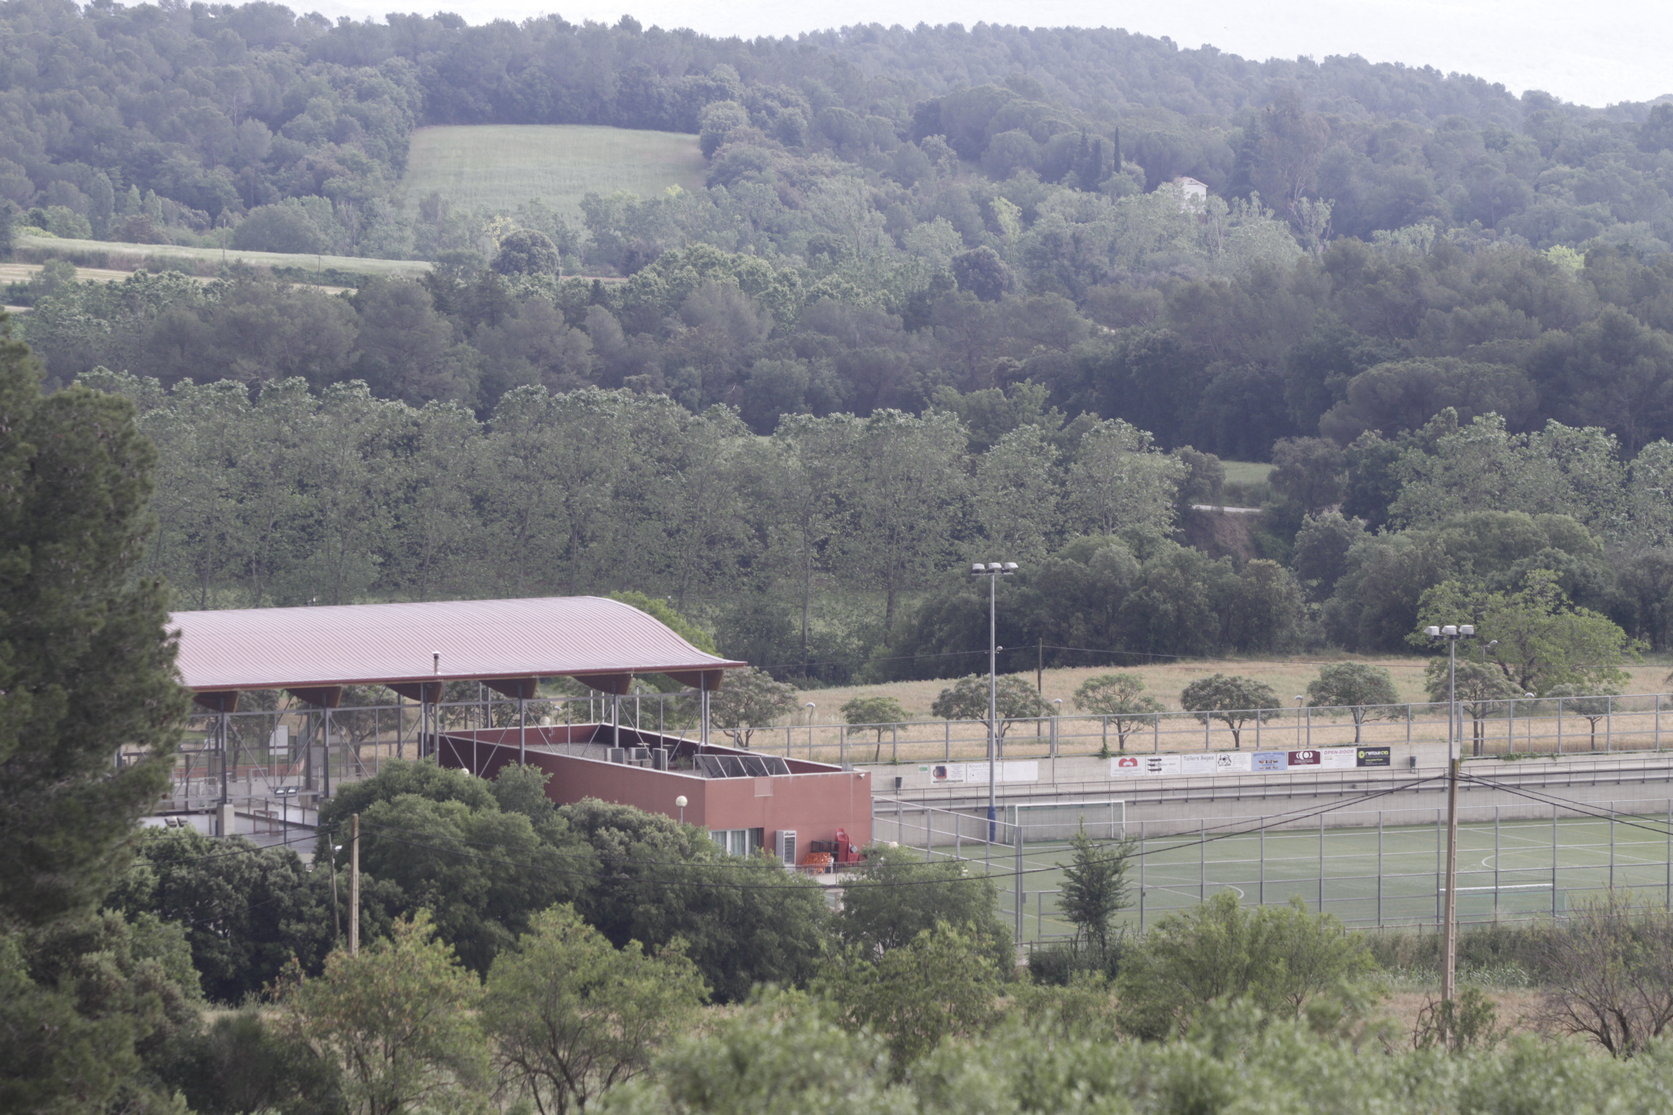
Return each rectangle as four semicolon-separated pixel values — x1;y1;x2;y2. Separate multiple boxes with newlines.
1219;459;1275;486
14;234;430;281
400;124;707;220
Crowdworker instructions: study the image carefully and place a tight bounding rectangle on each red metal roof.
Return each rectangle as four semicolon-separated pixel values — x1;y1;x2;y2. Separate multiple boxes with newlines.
169;596;744;693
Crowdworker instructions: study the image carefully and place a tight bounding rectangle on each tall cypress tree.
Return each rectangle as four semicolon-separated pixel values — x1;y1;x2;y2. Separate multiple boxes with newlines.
0;317;188;929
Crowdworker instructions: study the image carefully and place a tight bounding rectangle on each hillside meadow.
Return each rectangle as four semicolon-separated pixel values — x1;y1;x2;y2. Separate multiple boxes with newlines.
798;658;1673;720
13;234;431;281
400;124;707;222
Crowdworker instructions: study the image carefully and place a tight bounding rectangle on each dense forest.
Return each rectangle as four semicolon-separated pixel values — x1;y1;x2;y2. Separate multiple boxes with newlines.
8;0;1673;678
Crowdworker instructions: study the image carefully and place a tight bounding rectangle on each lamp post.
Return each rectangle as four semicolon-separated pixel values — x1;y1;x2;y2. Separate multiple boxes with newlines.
675;794;688;826
275;785;299;840
804;701;816;760
1426;622;1476;1031
971;561;1018;843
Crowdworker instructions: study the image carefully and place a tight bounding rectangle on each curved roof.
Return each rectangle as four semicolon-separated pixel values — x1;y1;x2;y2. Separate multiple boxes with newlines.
169;596;744;693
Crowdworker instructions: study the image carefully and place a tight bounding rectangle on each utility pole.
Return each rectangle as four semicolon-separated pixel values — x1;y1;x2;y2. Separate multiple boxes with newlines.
349;812;360;956
1425;622;1476;1041
972;562;1017;844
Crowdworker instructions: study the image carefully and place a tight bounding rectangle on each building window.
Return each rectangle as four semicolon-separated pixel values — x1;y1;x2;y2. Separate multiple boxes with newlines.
710;827;764;857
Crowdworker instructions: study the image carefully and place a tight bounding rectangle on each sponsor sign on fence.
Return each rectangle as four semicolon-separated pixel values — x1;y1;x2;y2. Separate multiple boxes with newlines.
930;759;1040;784
1110;745;1394;777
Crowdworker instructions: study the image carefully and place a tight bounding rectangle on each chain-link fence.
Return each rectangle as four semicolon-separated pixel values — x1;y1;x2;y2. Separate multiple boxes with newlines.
764;692;1673;766
874;791;1673;944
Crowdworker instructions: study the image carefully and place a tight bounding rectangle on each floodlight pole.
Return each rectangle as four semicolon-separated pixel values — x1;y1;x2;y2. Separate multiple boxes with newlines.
1426;622;1475;1035
972;561;1017;843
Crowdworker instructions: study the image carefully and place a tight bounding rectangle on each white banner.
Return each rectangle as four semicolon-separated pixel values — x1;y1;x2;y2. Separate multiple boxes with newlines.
931;760;1038;784
1319;747;1358;769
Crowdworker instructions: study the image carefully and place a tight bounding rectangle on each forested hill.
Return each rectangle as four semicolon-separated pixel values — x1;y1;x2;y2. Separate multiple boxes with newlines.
13;1;1673;674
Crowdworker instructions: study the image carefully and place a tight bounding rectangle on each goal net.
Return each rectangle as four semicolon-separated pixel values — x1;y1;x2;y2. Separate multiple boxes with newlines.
1006;799;1126;845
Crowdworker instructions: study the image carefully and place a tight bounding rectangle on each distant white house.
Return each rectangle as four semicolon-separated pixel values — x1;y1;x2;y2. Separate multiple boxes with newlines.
1169;176;1209;209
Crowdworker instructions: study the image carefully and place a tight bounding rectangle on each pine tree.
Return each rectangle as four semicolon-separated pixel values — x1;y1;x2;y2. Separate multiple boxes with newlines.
0;318;188;929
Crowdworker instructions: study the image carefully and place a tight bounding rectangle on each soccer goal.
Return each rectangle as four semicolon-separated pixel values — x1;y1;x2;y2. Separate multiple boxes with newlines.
1006;799;1126;845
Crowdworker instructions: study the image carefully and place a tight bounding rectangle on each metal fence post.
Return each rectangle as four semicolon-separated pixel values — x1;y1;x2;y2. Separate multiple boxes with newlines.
1138;822;1147;931
1014;821;1025;944
1377;810;1385;929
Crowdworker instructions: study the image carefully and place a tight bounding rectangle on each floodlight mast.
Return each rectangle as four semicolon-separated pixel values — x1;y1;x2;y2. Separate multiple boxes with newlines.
1428;621;1476;1040
972;561;1017;844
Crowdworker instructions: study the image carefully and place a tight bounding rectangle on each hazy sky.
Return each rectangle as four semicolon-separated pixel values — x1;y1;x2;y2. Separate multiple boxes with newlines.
298;0;1670;108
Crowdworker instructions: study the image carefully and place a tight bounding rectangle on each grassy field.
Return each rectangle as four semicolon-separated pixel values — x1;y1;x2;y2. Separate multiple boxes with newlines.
14;234;430;281
974;812;1673;942
1219;459;1275;486
798;658;1673;721
400;124;707;221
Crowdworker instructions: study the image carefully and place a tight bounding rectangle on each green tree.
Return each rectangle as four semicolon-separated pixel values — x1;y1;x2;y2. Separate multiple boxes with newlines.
108;826;336;1004
351;793;582;975
283;912;491;1115
709;666;799;747
560;799;829;1002
971;425;1061;561
484;904;707;1115
1416;569;1638;694
167;1008;345;1115
842;695;908;762
492;228;562;276
599;988;909;1115
1306;662;1401;743
814;924;1006;1069
834;844;1011;975
1115;893;1376;1040
1062;418;1188;537
0;909;204;1113
931;674;1046;751
1179;674;1281;748
1057;828;1133;963
1549;683;1619;752
1073;672;1163;753
1534;893;1673;1057
0;321;189;929
1426;657;1519;756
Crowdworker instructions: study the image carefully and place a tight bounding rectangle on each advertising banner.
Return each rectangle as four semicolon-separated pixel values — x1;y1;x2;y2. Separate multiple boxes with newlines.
1106;747;1396;776
1143;753;1182;776
1180;753;1221;775
1318;748;1358;770
934;761;1042;783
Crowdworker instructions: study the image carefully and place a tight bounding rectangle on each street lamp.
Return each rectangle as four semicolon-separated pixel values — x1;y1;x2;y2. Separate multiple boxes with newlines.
674;794;688;826
1425;622;1476;1029
274;785;300;839
804;701;816;759
971;561;1018;843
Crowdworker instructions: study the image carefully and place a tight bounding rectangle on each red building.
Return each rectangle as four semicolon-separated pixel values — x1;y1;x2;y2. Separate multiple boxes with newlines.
168;596;871;858
437;724;870;862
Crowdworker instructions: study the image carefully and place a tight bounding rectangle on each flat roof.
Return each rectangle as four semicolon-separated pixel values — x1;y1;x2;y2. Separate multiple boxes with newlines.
169;596;744;693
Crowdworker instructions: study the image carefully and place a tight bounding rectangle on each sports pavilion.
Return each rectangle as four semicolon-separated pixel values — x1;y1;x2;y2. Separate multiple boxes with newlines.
165;596;871;865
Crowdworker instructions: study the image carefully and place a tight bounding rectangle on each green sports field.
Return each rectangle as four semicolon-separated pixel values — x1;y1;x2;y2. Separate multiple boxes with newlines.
958;811;1673;944
400;125;707;221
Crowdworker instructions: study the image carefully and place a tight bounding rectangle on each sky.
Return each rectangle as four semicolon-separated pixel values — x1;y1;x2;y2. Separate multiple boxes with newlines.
296;0;1671;108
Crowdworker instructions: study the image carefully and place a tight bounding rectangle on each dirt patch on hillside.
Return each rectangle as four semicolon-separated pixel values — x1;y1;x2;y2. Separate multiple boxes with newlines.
1181;506;1263;561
